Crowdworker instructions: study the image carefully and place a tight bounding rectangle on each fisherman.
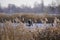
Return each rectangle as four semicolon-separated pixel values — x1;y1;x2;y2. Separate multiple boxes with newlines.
27;19;33;26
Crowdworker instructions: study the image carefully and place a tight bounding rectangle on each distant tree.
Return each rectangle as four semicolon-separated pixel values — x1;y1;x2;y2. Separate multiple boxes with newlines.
0;3;3;12
54;0;60;13
33;2;44;13
57;5;60;13
20;4;32;13
47;0;56;14
8;4;17;13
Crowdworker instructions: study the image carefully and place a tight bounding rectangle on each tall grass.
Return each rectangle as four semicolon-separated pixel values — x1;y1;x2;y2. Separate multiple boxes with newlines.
0;13;60;40
0;21;60;40
0;13;60;23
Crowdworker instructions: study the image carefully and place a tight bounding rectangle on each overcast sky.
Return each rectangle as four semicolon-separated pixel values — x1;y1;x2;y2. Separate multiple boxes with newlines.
0;0;58;7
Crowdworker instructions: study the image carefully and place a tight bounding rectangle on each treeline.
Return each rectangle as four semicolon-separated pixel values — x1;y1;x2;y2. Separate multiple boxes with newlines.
0;3;60;14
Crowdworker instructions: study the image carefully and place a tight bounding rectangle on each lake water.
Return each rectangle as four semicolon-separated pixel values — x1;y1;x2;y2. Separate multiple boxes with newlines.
0;23;58;32
0;23;53;28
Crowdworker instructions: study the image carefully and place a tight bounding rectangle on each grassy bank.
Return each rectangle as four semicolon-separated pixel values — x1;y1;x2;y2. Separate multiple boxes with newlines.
0;13;60;23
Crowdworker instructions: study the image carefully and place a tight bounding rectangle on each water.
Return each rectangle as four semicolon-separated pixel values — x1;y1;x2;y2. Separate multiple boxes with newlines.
0;23;52;28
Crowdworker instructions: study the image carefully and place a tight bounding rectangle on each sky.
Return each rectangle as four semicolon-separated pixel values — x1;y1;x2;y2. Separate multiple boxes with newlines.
0;0;58;7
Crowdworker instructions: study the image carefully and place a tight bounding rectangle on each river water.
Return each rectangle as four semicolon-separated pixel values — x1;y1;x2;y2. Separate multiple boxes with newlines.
0;23;53;28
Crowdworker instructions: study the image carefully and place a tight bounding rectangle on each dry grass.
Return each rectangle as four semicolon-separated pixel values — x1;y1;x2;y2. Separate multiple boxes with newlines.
0;13;60;40
0;21;60;40
0;13;60;23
